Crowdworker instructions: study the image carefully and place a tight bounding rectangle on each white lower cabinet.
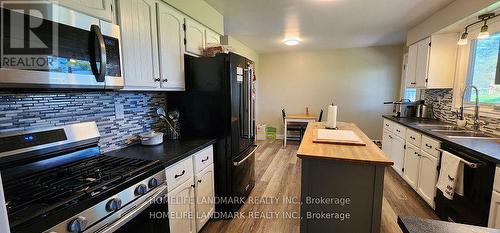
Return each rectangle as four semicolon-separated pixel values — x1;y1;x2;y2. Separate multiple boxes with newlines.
194;164;215;232
391;135;406;176
382;129;405;175
489;191;500;228
382;130;392;160
383;118;441;209
403;142;439;209
166;145;214;233
168;178;196;233
488;167;500;228
417;150;439;209
403;144;419;190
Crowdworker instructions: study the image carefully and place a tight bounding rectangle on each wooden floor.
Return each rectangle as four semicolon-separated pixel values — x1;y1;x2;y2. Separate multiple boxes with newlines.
201;139;438;233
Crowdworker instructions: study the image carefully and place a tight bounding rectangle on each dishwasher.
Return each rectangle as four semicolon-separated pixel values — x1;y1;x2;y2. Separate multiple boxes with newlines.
434;143;495;227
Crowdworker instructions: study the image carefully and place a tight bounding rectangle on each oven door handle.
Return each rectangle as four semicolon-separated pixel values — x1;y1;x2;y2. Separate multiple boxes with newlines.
233;145;258;166
89;24;107;82
95;184;168;233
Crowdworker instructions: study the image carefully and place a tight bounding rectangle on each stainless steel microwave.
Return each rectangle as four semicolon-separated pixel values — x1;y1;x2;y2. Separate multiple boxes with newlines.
0;5;123;89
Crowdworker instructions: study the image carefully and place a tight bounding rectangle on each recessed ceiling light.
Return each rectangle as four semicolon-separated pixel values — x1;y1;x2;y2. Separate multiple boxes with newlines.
283;38;301;46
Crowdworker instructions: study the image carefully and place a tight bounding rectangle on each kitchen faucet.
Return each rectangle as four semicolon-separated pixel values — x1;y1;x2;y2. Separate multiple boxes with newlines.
459;85;481;130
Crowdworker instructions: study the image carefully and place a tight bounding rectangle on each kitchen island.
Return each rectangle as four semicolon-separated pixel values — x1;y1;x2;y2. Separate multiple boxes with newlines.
297;122;393;233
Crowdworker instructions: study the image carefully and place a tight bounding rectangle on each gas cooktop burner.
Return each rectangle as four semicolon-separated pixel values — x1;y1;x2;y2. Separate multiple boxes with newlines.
3;155;160;228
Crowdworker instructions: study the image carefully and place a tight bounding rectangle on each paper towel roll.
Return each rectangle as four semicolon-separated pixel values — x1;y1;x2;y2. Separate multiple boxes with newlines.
326;104;337;129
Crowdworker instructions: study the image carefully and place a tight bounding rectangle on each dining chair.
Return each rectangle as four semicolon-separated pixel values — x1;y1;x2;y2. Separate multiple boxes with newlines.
282;109;304;144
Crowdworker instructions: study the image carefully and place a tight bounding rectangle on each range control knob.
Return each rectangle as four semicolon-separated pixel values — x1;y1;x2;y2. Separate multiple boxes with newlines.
67;216;88;233
135;184;147;196
105;198;122;212
148;178;159;188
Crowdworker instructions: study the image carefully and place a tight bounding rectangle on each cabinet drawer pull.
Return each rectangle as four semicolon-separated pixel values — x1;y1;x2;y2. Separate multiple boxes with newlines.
198;179;202;183
425;144;432;148
162;79;168;82
396;129;400;132
201;156;209;163
154;78;161;82
174;170;186;179
388;135;393;139
410;136;415;140
385;124;389;127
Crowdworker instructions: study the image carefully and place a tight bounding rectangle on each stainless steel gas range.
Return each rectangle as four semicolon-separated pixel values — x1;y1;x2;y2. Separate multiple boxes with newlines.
0;122;169;233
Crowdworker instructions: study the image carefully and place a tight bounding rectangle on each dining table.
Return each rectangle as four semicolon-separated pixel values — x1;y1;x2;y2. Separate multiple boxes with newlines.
284;114;316;147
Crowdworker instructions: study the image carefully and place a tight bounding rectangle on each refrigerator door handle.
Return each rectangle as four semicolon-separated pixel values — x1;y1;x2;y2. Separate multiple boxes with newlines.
233;145;258;166
247;66;253;139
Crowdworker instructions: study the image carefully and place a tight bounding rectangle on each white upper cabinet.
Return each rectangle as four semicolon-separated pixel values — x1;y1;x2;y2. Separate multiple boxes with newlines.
406;33;458;89
157;2;186;91
118;0;160;90
185;18;206;56
205;29;221;47
406;46;417;88
119;1;221;91
415;37;431;88
57;0;115;22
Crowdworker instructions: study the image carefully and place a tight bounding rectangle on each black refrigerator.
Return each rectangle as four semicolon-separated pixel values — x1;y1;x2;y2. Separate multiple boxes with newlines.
167;53;256;214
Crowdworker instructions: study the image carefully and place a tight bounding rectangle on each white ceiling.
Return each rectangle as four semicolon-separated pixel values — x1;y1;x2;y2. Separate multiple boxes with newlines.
205;0;456;53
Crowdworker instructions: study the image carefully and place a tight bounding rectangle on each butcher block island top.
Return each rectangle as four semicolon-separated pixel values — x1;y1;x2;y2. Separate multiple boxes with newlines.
297;122;393;166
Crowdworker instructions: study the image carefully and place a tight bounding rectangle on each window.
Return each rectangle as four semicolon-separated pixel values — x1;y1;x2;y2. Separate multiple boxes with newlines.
403;88;417;102
466;32;500;104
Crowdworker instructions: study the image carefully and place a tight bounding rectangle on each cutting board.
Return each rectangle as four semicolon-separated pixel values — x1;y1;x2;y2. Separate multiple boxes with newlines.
313;129;366;146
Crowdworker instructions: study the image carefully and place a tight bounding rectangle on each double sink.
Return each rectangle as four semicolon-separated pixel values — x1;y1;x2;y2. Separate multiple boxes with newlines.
415;123;499;140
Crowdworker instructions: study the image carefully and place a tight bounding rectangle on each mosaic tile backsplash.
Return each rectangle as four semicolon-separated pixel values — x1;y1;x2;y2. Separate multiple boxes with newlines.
0;91;166;152
423;89;500;135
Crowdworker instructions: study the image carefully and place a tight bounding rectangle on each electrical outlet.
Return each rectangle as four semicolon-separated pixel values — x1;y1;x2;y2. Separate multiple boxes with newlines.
115;103;124;119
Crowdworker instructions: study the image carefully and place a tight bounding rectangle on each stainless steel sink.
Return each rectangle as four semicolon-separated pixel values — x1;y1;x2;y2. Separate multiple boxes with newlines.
431;129;499;139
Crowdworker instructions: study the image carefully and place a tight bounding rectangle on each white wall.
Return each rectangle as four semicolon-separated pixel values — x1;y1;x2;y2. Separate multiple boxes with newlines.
258;45;403;139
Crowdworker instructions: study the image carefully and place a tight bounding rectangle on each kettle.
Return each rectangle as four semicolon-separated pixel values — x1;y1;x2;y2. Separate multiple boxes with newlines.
416;101;432;118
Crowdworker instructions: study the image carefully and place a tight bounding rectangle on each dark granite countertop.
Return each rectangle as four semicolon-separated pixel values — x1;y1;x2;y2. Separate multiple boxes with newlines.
383;115;500;163
398;216;500;233
104;138;216;167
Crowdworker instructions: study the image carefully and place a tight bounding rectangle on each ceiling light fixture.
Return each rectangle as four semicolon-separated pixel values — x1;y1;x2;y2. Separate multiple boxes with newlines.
457;13;497;45
457;31;468;45
283;38;301;46
477;21;490;39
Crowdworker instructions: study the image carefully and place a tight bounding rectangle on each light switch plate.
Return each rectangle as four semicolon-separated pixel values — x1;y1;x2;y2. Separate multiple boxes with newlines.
115;103;124;119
